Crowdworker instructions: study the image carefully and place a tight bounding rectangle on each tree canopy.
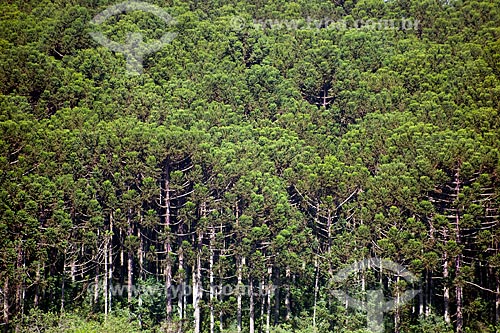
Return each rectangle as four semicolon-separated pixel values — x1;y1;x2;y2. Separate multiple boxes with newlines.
1;0;500;332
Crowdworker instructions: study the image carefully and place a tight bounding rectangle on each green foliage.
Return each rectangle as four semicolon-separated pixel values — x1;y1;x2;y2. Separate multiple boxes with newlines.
407;314;453;333
1;0;500;332
18;308;144;333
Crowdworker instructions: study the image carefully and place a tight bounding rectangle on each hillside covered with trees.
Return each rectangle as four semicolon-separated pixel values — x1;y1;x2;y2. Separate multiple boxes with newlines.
1;0;500;332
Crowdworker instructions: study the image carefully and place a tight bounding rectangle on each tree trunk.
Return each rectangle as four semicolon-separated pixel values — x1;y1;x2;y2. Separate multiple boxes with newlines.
260;278;265;333
250;278;255;333
327;209;333;278
137;227;143;280
496;274;500;325
70;260;76;284
94;271;99;307
209;227;215;333
165;254;172;321
178;249;184;320
127;210;134;305
426;270;432;317
183;267;187;323
15;243;23;317
59;251;66;312
394;275;400;333
237;256;245;333
274;267;279;325
266;265;272;333
443;249;450;325
361;259;366;293
120;231;124;270
454;167;463;333
419;278;424;316
162;164;173;321
108;212;114;317
313;257;319;328
127;249;133;305
285;267;291;322
94;231;99;309
427;216;435;319
219;278;224;332
193;231;203;333
34;262;40;308
60;263;65;312
104;234;109;320
454;259;463;331
456;274;463;333
3;276;9;326
455;254;464;333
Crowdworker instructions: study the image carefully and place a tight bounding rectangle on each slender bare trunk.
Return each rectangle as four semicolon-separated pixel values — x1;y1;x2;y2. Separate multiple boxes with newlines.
209;227;215;333
108;212;113;316
163;165;173;321
496;274;500;325
70;260;75;284
120;231;124;269
34;262;40;308
183;267;187;323
426;271;432;317
456;255;463;333
327;209;333;278
94;231;99;308
127;250;133;305
250;278;255;333
165;258;172;320
419;278;424;316
219;308;224;332
127;210;133;305
260;278;265;333
104;235;108;320
395;275;400;333
94;272;99;306
443;250;450;325
15;244;23;317
285;267;291;322
313;257;319;327
274;268;279;325
3;276;9;326
219;283;224;332
379;258;383;288
60;275;65;312
454;168;463;333
60;254;65;312
237;256;245;333
456;281;463;333
426;216;435;318
137;227;143;280
178;249;184;320
266;266;272;333
361;259;366;293
219;278;224;332
193;231;203;333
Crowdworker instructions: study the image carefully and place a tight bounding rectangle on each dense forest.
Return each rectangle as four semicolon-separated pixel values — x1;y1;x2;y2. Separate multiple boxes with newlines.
1;0;500;332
